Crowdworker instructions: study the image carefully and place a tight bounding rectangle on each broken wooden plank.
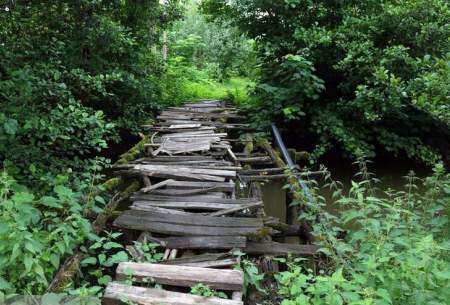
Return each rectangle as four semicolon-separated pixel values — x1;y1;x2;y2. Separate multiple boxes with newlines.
244;241;319;256
118;210;263;228
118;169;226;182
141;179;175;193
169;124;202;129
238;168;284;175
160;236;246;250
114;210;264;236
131;201;249;212
130;205;195;216
236;156;272;164
104;282;243;305
134;165;236;178
162;254;239;269
131;194;257;204
149;187;226;196
116;262;244;291
164;181;235;192
208;201;263;217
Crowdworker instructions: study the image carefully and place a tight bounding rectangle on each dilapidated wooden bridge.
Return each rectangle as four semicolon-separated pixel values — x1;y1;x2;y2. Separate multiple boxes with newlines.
102;100;319;305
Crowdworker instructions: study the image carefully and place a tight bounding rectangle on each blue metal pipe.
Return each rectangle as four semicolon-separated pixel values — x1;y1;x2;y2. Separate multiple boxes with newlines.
271;124;315;204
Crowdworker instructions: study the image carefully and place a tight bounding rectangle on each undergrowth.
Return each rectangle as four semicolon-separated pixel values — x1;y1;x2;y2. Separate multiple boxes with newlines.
278;161;450;305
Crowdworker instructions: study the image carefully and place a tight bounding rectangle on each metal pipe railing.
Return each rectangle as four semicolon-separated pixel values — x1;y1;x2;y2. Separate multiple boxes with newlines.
271;124;315;204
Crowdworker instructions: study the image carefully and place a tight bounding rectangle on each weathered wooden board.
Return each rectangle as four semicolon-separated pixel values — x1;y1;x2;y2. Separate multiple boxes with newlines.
135;169;226;182
114;210;264;236
169;124;202;129
131;194;257;204
130;205;195;216
116;262;244;291
244;241;319;256
149;188;227;196
144;156;215;162
131;201;246;211
162;253;239;268
141;179;174;193
236;156;272;164
117;210;263;228
164;181;235;191
104;282;243;305
160;236;246;250
208;201;263;217
133;165;236;178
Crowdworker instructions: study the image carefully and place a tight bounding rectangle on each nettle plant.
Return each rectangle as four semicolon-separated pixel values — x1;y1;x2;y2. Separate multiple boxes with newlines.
280;161;450;305
0;172;93;296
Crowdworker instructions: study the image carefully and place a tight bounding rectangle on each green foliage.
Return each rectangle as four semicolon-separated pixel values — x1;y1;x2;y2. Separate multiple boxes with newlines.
0;0;182;181
169;1;258;81
190;283;228;299
79;232;130;290
129;241;164;263
232;250;265;296
0;171;95;296
203;0;450;164
279;162;450;305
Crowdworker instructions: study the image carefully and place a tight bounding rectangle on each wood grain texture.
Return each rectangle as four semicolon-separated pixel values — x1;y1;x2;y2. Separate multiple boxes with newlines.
104;282;243;305
114;212;263;236
131;200;249;211
244;241;319;256
160;236;246;249
116;262;244;291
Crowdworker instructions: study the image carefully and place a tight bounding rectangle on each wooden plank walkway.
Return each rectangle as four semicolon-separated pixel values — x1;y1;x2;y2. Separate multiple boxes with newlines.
104;100;319;305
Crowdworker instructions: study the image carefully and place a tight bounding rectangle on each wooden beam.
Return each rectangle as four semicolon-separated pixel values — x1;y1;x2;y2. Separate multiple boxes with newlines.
131;201;252;212
160;236;246;250
113;210;264;236
116;262;244;291
141;179;175;193
208;201;263;217
131;194;258;205
104;282;243;305
244;241;319;256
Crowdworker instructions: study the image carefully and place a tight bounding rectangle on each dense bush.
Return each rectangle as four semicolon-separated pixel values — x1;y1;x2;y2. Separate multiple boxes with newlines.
0;0;182;182
278;162;450;305
202;0;450;164
0;172;96;295
169;1;258;82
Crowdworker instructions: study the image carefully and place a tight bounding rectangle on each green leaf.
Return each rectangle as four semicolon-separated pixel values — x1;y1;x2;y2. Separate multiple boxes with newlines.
81;257;98;266
50;254;60;269
3;118;19;135
98;275;113;285
24;255;34;272
12;192;35;204
434;269;450;280
103;242;123;250
376;288;392;304
0;277;12;290
95;196;106;204
330;294;343;305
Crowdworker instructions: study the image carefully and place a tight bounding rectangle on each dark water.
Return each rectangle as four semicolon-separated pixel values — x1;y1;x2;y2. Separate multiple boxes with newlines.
261;148;433;225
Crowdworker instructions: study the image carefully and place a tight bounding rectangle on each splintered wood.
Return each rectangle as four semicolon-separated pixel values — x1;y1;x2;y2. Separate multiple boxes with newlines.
105;100;319;305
